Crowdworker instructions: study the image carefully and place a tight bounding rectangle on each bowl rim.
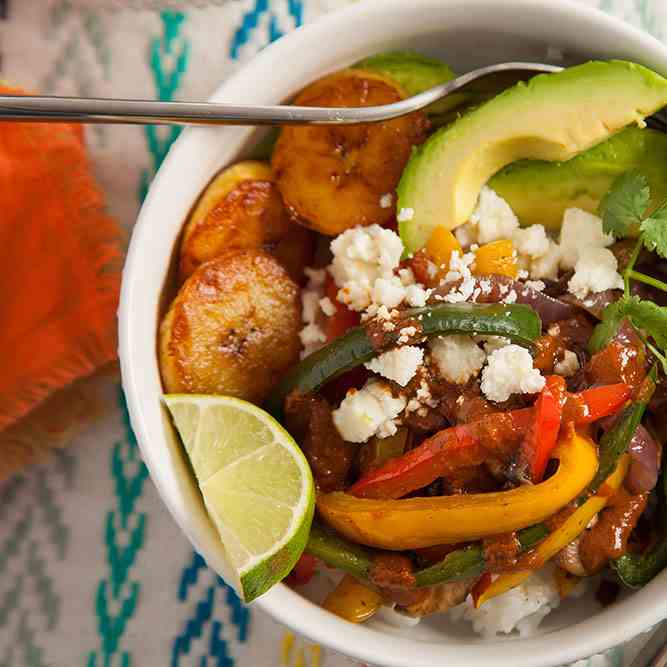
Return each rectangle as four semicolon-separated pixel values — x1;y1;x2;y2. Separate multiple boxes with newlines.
119;0;667;664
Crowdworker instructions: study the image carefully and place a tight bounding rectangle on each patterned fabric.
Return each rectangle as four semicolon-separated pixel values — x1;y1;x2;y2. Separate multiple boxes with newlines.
0;1;664;665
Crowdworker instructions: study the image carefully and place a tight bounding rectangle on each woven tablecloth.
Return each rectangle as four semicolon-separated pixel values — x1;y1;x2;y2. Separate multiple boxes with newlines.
0;1;666;665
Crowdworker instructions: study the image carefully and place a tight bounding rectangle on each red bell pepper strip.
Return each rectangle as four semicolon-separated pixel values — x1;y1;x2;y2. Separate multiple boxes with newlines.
348;384;630;501
324;277;360;342
286;553;317;586
562;383;632;425
471;572;493;607
521;376;566;483
348;411;527;500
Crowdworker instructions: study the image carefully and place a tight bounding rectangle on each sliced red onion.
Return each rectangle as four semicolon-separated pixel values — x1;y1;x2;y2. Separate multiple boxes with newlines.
626;424;662;494
430;274;577;325
561;289;620;320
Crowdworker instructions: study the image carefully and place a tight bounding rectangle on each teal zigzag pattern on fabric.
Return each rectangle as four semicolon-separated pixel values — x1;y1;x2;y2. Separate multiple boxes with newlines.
171;552;250;666
87;387;149;667
0;450;74;667
138;11;191;202
230;0;303;60
87;12;192;667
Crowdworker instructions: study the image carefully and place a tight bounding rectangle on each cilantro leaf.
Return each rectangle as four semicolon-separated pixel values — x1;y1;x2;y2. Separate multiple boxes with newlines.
622;296;667;350
598;171;650;239
588;300;626;354
640;201;667;259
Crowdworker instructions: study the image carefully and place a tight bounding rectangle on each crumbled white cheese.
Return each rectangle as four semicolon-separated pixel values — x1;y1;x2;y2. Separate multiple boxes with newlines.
301;290;321;323
397;207;414;222
398;267;416;286
454;221;478;248
372;276;407;309
567;247;624;299
299;268;327;358
517;267;530;280
379;193;393;209
524;280;546;292
430;335;486;384
503;289;518;304
559;208;614;270
529;241;562;281
332;380;407;443
512;224;550;259
319;296;336;317
481;345;545;402
554;350;580;377
405;284;430;307
365;346;424;387
299;323;326;349
440;250;478;304
470;186;520;244
397;326;418;345
330;224;404;311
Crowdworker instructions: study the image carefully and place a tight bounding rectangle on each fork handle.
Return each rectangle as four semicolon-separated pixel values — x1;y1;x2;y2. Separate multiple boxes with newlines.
0;62;563;127
0;95;367;126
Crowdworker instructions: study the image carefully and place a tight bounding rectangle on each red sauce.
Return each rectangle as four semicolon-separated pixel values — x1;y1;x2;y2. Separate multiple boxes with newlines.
588;340;646;387
533;335;565;373
483;532;521;573
579;489;648;573
284;392;354;492
369;552;416;591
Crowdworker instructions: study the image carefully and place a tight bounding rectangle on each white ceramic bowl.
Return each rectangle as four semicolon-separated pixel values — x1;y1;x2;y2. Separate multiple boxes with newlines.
119;1;667;664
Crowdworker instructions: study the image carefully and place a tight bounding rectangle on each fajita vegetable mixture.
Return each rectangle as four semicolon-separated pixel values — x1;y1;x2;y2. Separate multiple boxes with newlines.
158;54;667;638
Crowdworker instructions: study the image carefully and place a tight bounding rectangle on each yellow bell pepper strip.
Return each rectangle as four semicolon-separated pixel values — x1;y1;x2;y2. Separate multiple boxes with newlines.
425;226;461;277
317;431;598;550
323;574;383;623
474;453;630;608
473;239;519;278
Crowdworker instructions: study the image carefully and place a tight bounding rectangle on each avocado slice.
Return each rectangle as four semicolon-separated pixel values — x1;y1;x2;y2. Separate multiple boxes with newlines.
397;60;667;254
355;50;466;116
489;126;667;230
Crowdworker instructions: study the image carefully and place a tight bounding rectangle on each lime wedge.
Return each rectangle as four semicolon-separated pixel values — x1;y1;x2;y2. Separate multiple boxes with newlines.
163;394;314;602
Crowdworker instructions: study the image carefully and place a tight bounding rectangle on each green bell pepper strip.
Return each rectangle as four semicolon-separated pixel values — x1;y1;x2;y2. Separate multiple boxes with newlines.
305;523;374;580
305;522;548;589
583;366;657;500
413;523;549;588
612;469;667;588
267;302;541;416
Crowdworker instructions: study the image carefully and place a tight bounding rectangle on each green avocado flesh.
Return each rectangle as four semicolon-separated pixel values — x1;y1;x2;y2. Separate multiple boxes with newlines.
489;126;667;230
355;50;464;115
397;60;667;254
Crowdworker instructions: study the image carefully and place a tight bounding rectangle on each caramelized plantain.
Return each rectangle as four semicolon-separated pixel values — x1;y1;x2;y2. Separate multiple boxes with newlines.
160;249;301;403
179;160;312;281
272;69;428;235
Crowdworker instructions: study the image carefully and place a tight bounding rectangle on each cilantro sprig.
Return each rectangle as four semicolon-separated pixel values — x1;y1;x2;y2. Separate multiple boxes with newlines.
591;171;667;371
599;170;667;297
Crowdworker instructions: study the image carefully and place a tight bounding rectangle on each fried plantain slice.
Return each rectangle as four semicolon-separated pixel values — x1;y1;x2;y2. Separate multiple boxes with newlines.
272;69;428;236
179;160;312;281
160;249;301;403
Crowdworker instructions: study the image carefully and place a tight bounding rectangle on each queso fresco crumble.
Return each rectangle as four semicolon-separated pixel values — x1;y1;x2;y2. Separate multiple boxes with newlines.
298;188;621;445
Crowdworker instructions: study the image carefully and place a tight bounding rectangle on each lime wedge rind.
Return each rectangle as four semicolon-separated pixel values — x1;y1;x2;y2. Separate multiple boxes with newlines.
163;393;315;602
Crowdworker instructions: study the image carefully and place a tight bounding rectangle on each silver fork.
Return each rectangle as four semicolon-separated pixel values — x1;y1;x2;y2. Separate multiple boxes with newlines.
0;62;562;126
3;61;666;130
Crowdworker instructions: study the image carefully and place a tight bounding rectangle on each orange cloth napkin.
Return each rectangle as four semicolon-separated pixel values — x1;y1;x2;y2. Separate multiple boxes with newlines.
0;86;124;481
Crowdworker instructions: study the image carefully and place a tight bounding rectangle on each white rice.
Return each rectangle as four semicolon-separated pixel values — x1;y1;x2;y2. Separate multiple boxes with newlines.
449;566;587;638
